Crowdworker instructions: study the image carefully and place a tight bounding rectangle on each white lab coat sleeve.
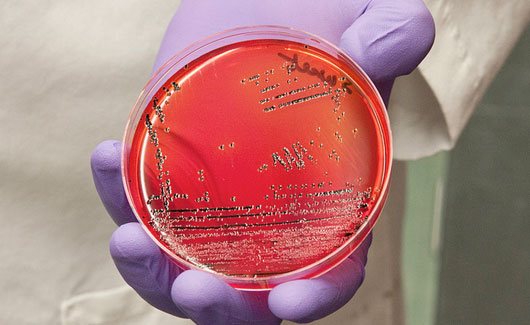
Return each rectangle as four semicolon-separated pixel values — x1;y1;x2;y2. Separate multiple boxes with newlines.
389;0;530;160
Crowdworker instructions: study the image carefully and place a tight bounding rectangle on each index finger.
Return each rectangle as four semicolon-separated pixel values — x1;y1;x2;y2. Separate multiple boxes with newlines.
340;0;435;83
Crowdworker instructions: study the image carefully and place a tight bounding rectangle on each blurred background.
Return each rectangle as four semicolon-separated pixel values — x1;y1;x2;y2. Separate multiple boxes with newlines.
402;24;530;325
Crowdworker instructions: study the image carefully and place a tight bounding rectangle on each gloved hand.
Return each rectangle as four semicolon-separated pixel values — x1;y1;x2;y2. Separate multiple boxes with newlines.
92;1;434;323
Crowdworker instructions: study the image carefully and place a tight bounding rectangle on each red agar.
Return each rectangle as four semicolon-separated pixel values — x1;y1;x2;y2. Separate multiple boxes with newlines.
124;35;390;290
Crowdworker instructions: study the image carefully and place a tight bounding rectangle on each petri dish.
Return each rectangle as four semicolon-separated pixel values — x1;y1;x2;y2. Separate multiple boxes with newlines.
122;26;392;290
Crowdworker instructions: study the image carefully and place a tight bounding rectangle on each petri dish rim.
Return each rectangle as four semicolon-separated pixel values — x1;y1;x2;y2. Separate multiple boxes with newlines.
122;25;392;290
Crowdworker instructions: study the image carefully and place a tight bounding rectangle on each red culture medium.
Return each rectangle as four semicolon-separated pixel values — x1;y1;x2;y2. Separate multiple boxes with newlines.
123;27;391;290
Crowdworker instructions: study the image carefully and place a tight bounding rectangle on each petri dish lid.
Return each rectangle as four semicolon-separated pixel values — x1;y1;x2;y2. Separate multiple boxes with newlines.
122;26;392;290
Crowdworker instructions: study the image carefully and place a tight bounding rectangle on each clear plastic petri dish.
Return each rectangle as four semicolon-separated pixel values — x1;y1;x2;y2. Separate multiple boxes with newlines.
122;26;392;290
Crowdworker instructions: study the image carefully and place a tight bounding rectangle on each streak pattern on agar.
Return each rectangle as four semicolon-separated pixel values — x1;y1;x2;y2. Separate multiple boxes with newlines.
125;38;389;288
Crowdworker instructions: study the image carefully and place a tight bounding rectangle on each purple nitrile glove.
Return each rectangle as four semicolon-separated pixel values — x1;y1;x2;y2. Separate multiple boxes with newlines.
92;1;434;323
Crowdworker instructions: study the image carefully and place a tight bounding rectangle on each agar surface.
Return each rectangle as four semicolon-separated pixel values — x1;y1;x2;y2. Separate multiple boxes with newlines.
127;40;386;280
